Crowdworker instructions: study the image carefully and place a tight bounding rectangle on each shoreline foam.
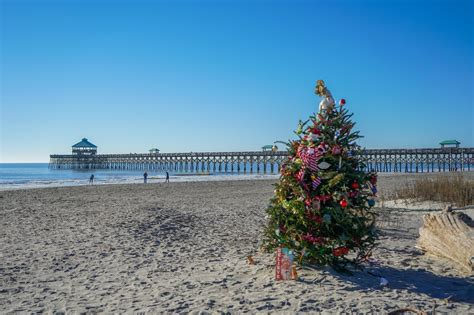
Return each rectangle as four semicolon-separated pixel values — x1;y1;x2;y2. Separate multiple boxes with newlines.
0;173;280;191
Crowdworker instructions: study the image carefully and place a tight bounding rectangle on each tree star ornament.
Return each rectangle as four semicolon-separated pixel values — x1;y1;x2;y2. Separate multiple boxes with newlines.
315;80;335;113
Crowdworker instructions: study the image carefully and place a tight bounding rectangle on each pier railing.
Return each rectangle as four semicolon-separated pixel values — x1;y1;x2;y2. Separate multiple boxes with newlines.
49;148;474;173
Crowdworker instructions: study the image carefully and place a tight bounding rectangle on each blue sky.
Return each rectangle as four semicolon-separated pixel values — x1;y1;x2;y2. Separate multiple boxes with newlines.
1;0;472;162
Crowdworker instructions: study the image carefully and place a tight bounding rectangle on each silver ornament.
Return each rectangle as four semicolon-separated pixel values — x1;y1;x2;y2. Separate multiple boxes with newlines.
318;161;331;169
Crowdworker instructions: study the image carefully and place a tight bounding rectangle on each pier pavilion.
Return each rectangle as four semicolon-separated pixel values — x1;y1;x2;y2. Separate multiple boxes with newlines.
440;140;461;148
72;138;97;155
262;145;278;152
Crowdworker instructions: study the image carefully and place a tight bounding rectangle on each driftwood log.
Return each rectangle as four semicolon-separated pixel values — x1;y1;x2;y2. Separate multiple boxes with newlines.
418;206;474;273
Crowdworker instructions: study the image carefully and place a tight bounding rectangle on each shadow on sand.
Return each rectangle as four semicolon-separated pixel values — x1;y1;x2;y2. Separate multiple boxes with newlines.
332;265;474;303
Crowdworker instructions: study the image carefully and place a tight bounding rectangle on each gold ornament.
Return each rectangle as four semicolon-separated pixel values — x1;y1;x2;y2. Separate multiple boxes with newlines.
329;173;344;187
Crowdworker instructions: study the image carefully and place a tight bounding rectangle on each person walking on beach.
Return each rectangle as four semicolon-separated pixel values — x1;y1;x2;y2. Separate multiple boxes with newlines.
165;171;169;183
89;174;94;184
143;171;148;184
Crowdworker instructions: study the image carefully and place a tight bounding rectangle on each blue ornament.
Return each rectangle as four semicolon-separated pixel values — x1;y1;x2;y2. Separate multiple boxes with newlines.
368;199;375;207
371;186;377;194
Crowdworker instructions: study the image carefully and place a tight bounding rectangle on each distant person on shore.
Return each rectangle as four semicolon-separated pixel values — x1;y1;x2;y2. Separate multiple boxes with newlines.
89;174;94;184
165;171;169;183
144;172;148;184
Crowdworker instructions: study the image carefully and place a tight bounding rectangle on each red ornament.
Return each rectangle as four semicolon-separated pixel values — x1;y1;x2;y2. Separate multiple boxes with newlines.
340;99;346;105
370;175;377;185
351;182;359;189
331;145;342;155
340;199;348;208
348;191;358;198
310;127;321;135
303;233;324;244
332;247;349;256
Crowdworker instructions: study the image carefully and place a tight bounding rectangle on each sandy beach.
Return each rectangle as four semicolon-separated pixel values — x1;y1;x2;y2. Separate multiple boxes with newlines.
1;174;473;313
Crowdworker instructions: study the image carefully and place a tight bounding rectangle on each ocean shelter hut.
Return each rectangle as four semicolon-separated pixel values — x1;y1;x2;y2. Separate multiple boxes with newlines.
440;140;460;148
149;148;160;154
72;138;97;155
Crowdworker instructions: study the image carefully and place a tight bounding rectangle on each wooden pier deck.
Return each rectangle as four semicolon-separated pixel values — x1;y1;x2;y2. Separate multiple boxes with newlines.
49;148;474;173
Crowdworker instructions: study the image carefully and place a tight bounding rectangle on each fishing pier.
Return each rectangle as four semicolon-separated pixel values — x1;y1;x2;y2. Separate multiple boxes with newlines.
49;139;474;173
50;151;288;174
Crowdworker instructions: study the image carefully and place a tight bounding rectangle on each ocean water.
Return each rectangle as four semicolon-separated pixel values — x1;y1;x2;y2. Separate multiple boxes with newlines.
0;163;279;191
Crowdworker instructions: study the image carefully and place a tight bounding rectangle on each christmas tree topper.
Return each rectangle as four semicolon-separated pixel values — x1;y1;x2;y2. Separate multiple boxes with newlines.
315;80;335;113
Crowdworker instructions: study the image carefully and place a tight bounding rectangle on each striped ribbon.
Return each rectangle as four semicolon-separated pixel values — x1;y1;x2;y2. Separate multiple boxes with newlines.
296;169;305;182
300;147;324;172
312;177;322;189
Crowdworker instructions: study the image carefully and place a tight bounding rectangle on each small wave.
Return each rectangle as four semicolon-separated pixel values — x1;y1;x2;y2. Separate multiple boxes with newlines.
0;173;279;191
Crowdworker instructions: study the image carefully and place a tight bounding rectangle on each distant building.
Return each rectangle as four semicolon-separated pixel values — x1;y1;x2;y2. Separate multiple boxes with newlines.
72;138;97;155
149;148;160;154
440;140;460;148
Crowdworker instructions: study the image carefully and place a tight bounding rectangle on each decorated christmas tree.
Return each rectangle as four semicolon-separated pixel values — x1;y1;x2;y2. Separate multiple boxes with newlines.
263;80;378;269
